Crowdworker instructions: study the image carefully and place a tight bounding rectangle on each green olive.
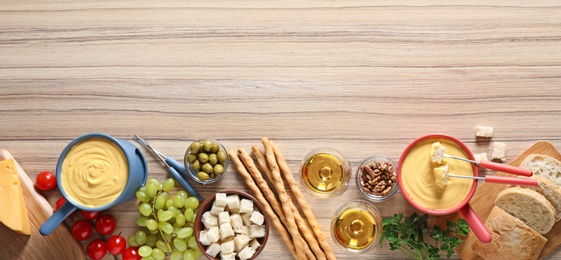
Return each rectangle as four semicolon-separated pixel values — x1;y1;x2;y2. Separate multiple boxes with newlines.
189;142;202;154
203;139;213;152
198;172;209;181
209;154;218;166
192;160;201;171
217;150;227;163
202;163;213;174
186;154;197;164
211;143;220;154
198;153;209;163
214;164;224;175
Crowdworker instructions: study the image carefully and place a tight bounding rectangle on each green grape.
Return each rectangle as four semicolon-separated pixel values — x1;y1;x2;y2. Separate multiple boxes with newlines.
146;219;158;231
156;240;169;252
135;230;147;245
148;229;159;235
175;214;186;227
136;191;150;203
173;196;185;208
184;197;199;209
176;190;188;198
193;247;202;258
176;227;193;239
146;182;159;198
127;235;139;247
157;210;173;222
146;234;158;247
159;221;173;234
139;186;147;192
187;236;198;249
184;208;195;222
168;206;180;217
139;203;153;217
152;248;165;260
165;198;174;209
154;195;166;210
173;238;187;252
170;250;183;260
136;216;148;227
162;178;175;192
138;245;152;257
163;232;172;242
183;249;195;260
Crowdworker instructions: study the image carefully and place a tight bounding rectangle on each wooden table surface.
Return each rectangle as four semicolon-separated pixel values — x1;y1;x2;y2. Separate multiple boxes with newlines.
2;1;561;259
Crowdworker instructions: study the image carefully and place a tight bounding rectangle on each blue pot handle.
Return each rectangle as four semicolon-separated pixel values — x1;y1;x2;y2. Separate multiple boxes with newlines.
40;201;76;236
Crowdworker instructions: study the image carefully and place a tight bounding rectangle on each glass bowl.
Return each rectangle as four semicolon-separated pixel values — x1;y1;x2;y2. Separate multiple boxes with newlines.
330;200;382;254
184;138;229;185
299;147;351;198
356;156;399;202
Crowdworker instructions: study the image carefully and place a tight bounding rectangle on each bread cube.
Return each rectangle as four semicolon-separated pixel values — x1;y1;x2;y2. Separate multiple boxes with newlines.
238;245;256;260
239;199;254;214
220;239;235;254
233;234;251;252
202;211;218;229
219;211;230;225
206;243;221;258
474;152;488;162
249;239;261;250
230;214;243;231
207;226;220;243
215;193;227;207
236;225;249;236
226;194;240;211
249;224;266;239
220;222;235;240
199;230;211;246
249;211;264;226
220;252;236;260
210;201;226;216
241;213;252;226
492;142;506;162
476;126;494;138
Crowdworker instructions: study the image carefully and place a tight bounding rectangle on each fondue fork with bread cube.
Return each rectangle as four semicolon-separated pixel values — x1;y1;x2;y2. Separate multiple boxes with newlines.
434;164;539;188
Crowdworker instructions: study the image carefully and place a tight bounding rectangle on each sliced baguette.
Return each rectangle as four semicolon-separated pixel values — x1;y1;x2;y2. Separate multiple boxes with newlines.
472;206;547;260
520;154;561;187
509;175;561;222
495;187;555;234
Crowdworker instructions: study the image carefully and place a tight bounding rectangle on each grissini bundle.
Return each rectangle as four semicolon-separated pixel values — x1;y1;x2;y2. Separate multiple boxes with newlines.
239;148;322;260
227;149;299;258
267;139;336;260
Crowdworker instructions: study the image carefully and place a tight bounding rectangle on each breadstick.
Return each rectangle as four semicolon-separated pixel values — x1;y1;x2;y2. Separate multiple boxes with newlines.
251;145;273;183
239;148;323;260
268;139;337;260
227;149;298;258
260;139;307;260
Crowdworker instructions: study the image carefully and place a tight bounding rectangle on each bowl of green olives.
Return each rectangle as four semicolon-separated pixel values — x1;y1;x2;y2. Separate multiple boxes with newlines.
184;138;229;185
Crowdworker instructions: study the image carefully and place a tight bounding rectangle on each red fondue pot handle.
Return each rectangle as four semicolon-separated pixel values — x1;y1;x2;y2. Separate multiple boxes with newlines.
478;161;532;177
458;204;491;244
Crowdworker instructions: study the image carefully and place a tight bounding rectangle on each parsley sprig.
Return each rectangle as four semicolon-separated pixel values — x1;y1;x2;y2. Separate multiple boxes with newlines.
380;213;470;260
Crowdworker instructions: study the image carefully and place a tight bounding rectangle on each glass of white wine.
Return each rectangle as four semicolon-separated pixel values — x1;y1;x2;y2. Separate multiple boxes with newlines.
330;200;382;254
299;147;351;198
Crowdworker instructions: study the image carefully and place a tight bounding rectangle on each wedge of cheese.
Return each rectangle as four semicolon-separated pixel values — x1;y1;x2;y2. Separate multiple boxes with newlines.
0;158;31;235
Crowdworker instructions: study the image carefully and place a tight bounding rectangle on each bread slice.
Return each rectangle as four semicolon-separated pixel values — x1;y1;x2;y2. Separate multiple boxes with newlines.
472;206;547;260
510;175;561;222
495;187;555;234
520;154;561;187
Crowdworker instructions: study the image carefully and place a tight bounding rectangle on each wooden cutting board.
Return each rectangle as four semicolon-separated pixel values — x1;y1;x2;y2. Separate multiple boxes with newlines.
437;141;561;259
0;149;85;260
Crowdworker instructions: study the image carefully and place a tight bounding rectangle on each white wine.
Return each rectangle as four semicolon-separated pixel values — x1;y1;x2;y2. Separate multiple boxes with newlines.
301;153;346;194
332;208;377;250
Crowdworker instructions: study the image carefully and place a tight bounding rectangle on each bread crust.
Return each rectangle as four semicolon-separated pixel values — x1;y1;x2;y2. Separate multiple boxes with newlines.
513;175;561;222
521;154;561;187
472;206;547;260
495;187;555;234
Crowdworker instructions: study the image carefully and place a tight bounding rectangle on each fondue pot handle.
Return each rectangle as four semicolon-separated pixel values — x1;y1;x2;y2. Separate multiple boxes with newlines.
458;204;491;244
478;161;533;177
39;201;76;236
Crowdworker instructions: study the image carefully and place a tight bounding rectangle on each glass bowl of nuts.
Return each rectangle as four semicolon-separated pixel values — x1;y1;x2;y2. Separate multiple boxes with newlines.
184;138;229;185
356;156;398;202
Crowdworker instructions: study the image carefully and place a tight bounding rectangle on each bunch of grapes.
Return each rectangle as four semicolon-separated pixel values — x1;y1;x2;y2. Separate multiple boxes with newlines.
130;178;202;260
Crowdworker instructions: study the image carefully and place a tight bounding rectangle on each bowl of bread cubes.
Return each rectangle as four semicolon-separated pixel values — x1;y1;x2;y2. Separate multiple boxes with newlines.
194;190;270;260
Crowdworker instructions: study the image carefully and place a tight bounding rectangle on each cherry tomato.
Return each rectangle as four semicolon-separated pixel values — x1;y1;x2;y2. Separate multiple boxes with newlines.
95;214;116;235
55;197;66;211
81;210;101;220
35;171;56;191
106;235;126;255
122;247;141;260
71;219;92;241
86;239;106;260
